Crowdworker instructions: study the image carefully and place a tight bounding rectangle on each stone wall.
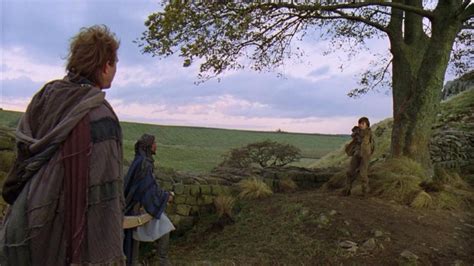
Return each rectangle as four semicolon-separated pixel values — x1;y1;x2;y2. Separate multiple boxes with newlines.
442;71;474;100
155;171;236;235
154;165;334;234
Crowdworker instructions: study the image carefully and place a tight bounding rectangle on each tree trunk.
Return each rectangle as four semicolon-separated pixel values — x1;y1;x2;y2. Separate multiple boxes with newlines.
389;6;462;174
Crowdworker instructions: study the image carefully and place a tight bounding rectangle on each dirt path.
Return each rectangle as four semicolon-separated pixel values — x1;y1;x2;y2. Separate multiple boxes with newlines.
165;189;474;265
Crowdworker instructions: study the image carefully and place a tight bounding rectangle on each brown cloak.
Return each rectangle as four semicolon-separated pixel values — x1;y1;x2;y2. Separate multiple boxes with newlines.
0;77;125;265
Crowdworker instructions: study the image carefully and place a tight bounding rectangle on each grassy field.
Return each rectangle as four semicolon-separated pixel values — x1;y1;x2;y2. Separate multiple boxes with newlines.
0;109;349;173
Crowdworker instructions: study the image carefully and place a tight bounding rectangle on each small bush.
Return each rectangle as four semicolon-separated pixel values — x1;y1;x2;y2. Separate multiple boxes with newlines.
238;177;273;200
214;195;236;218
220;140;301;169
278;178;297;193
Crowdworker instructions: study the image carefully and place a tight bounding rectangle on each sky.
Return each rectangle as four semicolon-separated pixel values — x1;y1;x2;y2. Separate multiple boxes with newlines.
0;0;400;134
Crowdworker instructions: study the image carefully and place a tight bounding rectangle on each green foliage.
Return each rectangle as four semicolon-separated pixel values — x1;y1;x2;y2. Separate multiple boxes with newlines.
238;177;273;200
220;140;302;168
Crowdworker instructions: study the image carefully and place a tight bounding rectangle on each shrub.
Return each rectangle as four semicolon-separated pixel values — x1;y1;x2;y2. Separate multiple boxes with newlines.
238;177;273;200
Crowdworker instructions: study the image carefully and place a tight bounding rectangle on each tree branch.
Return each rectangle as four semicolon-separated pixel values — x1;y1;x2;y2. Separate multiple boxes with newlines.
461;2;474;21
262;1;434;20
311;10;390;34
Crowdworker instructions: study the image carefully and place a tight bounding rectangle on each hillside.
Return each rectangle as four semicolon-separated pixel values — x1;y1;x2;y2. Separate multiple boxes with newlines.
0;109;348;173
160;191;474;265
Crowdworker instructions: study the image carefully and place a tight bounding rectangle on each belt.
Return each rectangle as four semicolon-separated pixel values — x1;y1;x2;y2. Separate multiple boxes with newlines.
123;213;153;229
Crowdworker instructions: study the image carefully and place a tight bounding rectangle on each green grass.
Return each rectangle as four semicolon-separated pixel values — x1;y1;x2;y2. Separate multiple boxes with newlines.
0;109;349;173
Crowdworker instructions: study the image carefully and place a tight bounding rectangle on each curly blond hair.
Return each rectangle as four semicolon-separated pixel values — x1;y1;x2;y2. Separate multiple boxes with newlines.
66;25;120;85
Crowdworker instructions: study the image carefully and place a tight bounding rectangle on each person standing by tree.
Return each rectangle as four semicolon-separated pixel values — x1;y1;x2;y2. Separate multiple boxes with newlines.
0;25;125;265
343;117;375;196
139;1;473;174
123;134;174;266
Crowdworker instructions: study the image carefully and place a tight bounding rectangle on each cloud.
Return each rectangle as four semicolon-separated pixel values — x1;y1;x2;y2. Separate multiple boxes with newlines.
109;98;385;134
1;0;395;134
1;47;65;83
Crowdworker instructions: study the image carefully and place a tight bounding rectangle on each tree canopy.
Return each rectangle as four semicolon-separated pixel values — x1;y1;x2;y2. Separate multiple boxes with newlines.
139;0;472;95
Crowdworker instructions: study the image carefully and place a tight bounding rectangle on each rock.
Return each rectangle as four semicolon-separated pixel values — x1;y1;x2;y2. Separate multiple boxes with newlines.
373;230;384;238
317;213;330;226
346;246;358;253
362;238;376;250
176;204;192;216
173;183;185;195
329;210;338;216
339;240;358;249
200;185;212;195
464;223;474;229
338;228;351;237
400;250;419;261
344;220;351;226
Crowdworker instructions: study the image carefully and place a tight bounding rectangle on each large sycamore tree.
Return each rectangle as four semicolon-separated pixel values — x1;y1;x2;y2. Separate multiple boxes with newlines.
139;0;473;171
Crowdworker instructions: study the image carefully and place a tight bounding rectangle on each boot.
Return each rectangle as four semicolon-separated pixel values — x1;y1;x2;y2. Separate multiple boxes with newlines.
156;233;171;266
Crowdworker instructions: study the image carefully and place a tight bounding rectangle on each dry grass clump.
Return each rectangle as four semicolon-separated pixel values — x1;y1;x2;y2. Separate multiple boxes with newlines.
278;178;298;193
213;195;236;218
238;177;273;200
410;191;433;208
369;157;425;204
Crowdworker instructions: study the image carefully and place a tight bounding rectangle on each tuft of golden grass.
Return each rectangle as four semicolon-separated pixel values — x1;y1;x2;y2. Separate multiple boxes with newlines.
410;191;433;208
238;177;273;200
368;157;425;204
213;195;236;218
278;178;298;193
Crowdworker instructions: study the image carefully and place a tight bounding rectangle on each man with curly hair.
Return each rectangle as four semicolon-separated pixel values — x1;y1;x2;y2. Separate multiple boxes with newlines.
0;25;125;265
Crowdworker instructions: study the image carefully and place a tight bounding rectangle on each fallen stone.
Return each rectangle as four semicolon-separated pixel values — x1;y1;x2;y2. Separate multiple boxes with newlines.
318;213;330;226
339;240;358;249
400;250;419;261
176;204;192;216
463;223;474;229
373;230;384;238
346;246;358;253
362;238;376;250
329;210;338;216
